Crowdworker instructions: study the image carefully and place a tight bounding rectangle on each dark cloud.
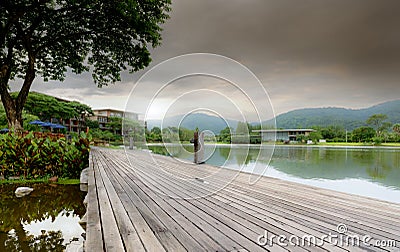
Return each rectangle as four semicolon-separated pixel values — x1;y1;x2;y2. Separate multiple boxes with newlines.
149;0;400;115
13;0;400;117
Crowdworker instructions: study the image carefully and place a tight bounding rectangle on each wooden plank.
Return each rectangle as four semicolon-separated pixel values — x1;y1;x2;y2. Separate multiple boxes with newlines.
143;154;400;250
87;148;400;252
92;154;125;251
94;152;146;252
117;152;347;252
85;159;104;252
123;150;398;250
111;153;300;252
108;155;235;251
134;151;400;236
98;152;185;252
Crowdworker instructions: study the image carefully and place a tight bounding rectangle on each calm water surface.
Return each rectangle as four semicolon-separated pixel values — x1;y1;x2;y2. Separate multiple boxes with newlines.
0;183;86;251
147;144;400;203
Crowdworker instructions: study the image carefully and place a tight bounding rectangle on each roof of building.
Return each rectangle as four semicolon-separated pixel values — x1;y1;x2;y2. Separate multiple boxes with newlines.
253;129;316;133
92;108;141;114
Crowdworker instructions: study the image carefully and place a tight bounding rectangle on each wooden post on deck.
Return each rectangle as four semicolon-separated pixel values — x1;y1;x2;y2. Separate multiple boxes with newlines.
194;131;199;163
194;131;204;164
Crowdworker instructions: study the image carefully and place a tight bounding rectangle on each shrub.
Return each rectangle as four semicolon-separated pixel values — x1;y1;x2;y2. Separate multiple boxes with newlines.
0;132;90;179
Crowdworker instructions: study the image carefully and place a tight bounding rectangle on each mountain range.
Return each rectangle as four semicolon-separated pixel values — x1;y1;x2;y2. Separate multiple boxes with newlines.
146;100;400;133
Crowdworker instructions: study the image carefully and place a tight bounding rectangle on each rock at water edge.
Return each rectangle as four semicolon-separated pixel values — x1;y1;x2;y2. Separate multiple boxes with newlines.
80;168;89;184
15;187;34;198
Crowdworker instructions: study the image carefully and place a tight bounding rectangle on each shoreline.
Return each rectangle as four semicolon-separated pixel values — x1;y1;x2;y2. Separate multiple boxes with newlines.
145;142;400;149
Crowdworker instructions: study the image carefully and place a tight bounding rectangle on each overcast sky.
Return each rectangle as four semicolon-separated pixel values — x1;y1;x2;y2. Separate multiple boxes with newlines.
13;0;400;120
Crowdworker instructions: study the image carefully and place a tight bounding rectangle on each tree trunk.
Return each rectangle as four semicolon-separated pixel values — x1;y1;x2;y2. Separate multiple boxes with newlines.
2;98;23;130
0;53;36;132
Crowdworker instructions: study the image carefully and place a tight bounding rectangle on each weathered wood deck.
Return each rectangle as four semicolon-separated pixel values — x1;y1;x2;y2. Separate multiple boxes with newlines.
85;147;400;251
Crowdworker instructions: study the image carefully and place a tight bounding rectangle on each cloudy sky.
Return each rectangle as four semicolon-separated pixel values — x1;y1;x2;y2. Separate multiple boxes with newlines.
13;0;400;120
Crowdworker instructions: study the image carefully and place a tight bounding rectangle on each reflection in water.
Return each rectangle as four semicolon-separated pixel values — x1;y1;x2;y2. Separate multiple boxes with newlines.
148;145;400;203
0;183;86;251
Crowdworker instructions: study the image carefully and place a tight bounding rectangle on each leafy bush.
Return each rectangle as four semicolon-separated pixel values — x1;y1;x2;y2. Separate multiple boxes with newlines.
0;132;90;179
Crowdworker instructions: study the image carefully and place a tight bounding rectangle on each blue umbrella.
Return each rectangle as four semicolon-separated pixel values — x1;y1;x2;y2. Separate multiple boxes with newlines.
51;123;66;129
41;122;52;127
0;128;9;134
29;120;44;125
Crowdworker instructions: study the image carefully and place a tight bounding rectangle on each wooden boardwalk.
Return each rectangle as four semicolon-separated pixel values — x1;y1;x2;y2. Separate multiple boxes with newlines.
85;148;400;251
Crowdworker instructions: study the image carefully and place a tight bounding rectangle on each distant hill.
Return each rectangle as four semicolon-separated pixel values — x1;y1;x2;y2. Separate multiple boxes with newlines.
146;100;400;133
146;113;238;134
271;100;400;130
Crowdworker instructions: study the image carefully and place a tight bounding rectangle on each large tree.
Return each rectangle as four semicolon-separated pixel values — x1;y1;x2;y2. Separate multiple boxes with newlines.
0;0;171;130
366;114;391;137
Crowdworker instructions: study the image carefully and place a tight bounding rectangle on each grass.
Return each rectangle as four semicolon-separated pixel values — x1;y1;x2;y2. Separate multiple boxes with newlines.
320;142;374;146
57;178;80;185
381;143;400;147
0;177;80;185
273;141;400;148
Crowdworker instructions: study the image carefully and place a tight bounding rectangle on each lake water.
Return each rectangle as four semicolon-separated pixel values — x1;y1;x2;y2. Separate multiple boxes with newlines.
147;144;400;204
0;183;86;251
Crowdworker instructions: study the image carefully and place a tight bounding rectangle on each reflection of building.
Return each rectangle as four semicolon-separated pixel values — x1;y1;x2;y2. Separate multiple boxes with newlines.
253;129;315;141
90;108;140;132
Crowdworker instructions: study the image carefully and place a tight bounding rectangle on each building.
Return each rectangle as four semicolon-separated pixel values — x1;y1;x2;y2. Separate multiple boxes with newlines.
90;108;140;133
36;92;89;133
253;129;316;142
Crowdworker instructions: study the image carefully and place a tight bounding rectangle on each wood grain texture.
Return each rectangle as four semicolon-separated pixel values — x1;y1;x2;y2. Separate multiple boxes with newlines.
86;148;400;252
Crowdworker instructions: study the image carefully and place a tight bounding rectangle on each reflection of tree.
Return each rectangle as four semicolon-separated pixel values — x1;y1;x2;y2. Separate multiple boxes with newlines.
218;147;231;161
234;149;253;166
0;184;85;251
5;230;65;252
366;152;392;179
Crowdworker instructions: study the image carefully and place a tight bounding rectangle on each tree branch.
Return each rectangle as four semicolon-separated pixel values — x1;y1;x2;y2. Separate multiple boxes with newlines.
16;52;35;110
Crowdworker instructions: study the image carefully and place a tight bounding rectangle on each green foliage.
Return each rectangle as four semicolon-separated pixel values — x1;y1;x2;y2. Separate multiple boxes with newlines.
22;112;40;131
232;122;261;144
366;114;392;137
219;127;232;143
1;0;171;86
1;0;170;129
0;132;90;179
393;124;400;134
236;121;249;135
308;131;323;142
85;119;99;129
179;127;195;142
366;114;388;129
1;102;40;130
320;125;346;141
106;116;122;134
146;126;162;142
352;126;376;142
13;92;92;121
161;127;179;143
90;129;117;142
89;117;145;145
0;104;7;128
144;126;195;143
273;100;400;130
123;118;145;142
296;134;307;143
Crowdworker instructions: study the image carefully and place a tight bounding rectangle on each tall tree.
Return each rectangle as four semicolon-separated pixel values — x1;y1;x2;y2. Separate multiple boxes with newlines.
393;123;400;135
0;0;171;130
366;114;391;137
352;126;376;142
107;116;122;135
